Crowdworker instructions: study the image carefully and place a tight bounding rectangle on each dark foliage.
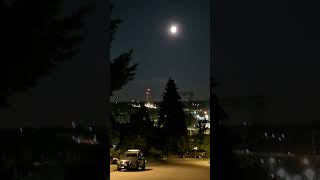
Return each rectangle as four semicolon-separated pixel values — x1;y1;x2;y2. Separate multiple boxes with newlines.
211;78;239;180
110;4;137;95
115;104;155;152
0;0;90;108
195;121;208;145
158;78;188;154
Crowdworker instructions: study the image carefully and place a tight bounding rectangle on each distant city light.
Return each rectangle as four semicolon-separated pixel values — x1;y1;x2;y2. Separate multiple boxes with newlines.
264;132;268;137
260;158;264;164
245;149;249;154
72;121;76;128
277;168;286;178
302;158;309;165
269;157;275;164
145;103;157;109
270;173;275;178
272;133;275;138
304;168;315;180
132;104;141;108
293;174;302;180
282;133;285;138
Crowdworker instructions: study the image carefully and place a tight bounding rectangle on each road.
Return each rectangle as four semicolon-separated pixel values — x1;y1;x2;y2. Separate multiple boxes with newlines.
110;158;210;180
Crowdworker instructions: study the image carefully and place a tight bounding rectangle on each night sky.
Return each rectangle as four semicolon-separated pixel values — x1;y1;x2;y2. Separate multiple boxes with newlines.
0;0;108;128
110;0;210;102
2;0;320;127
213;0;320;125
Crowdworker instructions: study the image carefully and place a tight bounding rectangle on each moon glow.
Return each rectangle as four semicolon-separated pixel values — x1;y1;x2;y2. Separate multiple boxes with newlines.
170;25;178;34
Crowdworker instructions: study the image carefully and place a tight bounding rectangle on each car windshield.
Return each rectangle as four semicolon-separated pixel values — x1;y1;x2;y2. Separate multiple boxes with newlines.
125;153;138;158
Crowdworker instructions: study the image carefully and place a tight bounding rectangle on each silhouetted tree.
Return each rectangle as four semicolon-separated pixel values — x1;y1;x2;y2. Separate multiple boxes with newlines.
110;4;137;95
0;0;90;108
185;111;197;127
211;78;238;180
195;121;208;144
115;104;155;152
158;78;188;154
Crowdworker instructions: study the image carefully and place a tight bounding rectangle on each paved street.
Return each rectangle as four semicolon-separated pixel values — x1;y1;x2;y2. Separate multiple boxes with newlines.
110;158;210;180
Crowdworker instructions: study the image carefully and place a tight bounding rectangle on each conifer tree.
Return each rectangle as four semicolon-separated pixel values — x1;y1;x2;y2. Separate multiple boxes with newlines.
110;4;137;95
158;78;188;154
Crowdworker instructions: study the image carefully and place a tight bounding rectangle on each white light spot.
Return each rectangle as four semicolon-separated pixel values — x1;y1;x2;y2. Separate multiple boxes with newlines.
271;173;275;178
170;25;177;34
302;158;310;165
304;169;315;179
269;157;275;164
277;168;286;178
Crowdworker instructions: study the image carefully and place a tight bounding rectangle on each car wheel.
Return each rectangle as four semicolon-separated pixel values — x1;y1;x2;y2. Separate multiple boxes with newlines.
141;162;145;170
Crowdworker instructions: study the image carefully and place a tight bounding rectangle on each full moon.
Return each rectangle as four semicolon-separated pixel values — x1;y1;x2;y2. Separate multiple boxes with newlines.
170;25;177;34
